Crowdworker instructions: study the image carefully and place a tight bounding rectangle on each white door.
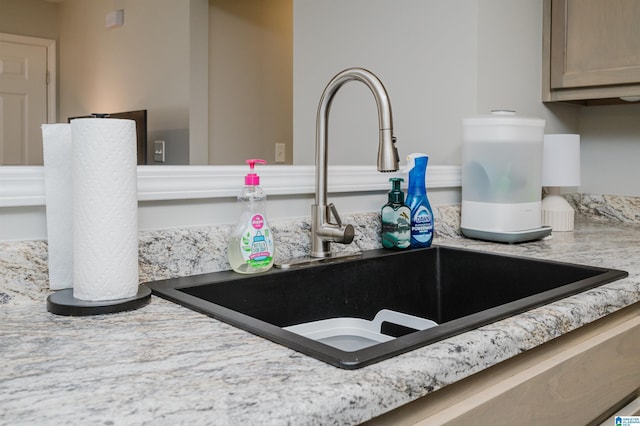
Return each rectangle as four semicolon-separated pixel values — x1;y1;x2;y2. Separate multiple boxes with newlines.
0;36;52;165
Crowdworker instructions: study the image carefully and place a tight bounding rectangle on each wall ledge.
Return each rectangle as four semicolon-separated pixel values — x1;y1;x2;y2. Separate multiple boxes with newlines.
0;165;461;207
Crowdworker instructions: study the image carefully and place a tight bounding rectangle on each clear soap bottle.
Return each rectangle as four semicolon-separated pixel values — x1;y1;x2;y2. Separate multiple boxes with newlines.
227;159;275;274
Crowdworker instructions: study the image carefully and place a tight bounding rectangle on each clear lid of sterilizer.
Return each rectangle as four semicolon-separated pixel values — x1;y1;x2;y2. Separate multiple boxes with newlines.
462;110;545;128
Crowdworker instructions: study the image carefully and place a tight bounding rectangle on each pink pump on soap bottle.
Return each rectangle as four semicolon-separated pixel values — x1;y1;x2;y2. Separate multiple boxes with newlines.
227;159;275;274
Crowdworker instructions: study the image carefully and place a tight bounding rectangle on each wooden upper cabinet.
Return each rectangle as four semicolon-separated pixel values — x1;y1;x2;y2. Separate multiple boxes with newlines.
543;0;640;104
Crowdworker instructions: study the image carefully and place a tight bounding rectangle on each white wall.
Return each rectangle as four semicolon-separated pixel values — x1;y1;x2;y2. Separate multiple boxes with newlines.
292;0;581;168
476;0;579;133
293;0;478;167
467;0;640;198
293;0;640;199
578;103;640;196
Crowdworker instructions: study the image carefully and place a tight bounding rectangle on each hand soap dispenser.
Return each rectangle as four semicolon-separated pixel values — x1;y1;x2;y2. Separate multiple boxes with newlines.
381;178;411;249
227;159;275;274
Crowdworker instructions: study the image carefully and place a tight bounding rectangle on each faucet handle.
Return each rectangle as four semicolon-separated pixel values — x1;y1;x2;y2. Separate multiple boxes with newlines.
328;203;354;244
328;203;342;227
310;203;355;256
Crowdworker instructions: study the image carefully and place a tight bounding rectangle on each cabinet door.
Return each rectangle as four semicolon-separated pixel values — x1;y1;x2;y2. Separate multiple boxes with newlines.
544;0;640;102
550;0;640;88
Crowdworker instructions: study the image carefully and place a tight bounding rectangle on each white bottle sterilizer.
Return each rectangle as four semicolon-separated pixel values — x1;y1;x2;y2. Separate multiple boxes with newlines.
461;110;551;243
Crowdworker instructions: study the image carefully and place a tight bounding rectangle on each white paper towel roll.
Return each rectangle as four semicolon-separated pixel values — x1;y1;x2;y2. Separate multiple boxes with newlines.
42;124;73;290
542;134;581;186
71;118;139;301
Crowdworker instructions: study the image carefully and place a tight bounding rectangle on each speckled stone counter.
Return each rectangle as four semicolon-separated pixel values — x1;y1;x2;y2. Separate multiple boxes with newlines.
0;206;462;306
1;200;639;425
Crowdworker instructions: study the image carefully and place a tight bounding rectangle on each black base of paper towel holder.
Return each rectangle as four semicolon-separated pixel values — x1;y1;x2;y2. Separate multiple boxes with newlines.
46;285;151;316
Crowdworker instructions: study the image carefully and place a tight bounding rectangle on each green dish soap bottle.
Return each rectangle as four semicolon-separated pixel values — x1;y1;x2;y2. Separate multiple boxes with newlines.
228;159;275;274
381;177;411;249
406;153;434;248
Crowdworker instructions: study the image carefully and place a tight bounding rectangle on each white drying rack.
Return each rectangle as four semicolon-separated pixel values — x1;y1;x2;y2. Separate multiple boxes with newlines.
284;309;438;352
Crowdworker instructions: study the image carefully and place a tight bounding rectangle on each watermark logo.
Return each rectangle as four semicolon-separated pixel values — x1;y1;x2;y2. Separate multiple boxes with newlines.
616;416;640;426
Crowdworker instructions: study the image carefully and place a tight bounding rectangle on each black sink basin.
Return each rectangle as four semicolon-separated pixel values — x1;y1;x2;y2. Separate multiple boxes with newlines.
146;246;627;369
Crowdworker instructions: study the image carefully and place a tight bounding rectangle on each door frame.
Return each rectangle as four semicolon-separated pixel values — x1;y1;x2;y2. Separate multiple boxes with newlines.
0;32;56;124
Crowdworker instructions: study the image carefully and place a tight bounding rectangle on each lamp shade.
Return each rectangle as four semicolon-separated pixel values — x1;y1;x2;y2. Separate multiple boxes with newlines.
542;134;581;187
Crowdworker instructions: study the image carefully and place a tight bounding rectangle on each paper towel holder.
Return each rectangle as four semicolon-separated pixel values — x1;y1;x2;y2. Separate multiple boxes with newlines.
46;286;151;316
68;110;148;165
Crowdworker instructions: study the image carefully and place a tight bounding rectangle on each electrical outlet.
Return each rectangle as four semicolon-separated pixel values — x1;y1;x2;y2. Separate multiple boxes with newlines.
275;143;286;163
153;140;166;163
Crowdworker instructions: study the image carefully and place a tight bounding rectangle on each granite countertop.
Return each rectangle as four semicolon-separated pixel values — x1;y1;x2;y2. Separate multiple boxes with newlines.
1;203;640;425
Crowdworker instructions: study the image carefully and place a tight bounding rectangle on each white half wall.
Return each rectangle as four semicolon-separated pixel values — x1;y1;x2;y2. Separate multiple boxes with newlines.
0;165;460;242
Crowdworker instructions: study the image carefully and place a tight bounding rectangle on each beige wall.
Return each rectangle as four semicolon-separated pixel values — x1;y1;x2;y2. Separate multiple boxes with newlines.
58;0;195;164
0;0;58;40
0;0;205;165
1;0;289;166
208;0;293;165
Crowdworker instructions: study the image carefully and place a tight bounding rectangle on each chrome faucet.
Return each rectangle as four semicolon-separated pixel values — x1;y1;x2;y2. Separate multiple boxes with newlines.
311;67;399;258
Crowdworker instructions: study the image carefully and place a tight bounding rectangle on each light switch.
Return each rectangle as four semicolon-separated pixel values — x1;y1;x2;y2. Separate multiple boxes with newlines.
105;9;124;28
154;140;165;163
275;143;286;163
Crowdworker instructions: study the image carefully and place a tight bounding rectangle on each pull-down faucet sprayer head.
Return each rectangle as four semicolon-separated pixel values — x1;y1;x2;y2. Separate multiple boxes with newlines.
367;70;398;173
378;131;399;172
